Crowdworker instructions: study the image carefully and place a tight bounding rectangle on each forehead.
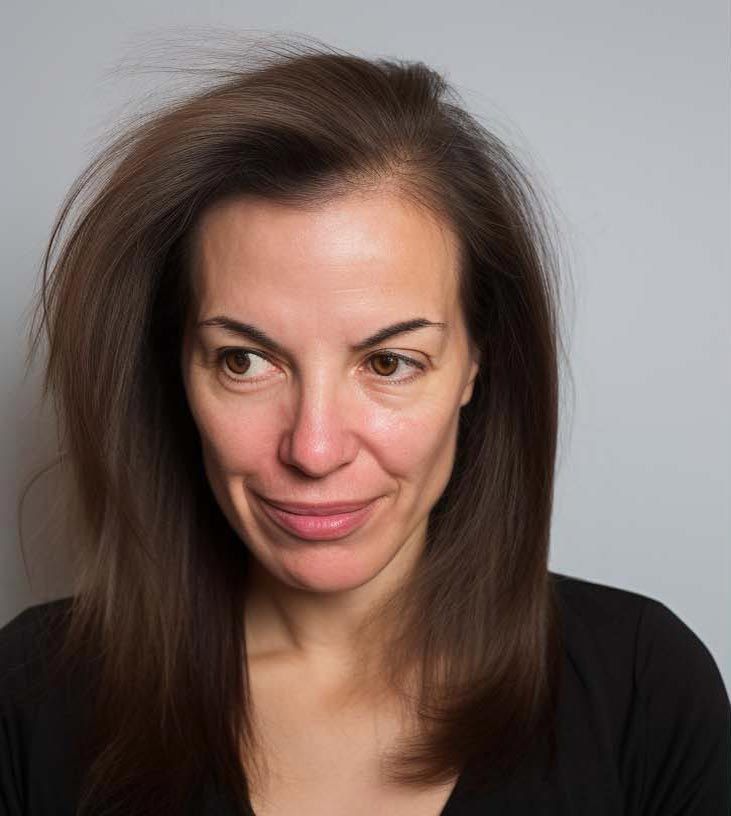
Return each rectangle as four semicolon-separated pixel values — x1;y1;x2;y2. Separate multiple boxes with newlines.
189;190;461;314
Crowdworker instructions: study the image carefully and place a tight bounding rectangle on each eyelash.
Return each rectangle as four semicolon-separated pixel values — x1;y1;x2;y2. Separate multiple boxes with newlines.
214;347;427;387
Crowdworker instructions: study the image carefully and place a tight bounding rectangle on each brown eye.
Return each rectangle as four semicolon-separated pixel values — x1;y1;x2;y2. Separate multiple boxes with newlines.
215;347;425;388
224;350;252;376
370;352;400;377
366;351;426;385
215;348;279;385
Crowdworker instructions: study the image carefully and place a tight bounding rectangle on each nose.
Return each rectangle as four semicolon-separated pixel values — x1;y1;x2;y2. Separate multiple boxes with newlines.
278;372;358;478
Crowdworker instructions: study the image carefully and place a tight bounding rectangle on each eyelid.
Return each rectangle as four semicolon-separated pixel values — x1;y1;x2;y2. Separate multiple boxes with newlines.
213;346;427;386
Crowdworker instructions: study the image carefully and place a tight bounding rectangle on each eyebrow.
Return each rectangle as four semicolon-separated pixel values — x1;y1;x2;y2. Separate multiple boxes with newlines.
196;315;448;354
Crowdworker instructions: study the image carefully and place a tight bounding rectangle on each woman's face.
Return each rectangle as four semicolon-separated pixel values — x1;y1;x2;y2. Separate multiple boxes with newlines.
180;190;479;594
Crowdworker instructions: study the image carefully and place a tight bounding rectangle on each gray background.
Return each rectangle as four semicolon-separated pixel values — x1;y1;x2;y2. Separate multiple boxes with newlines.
2;2;729;688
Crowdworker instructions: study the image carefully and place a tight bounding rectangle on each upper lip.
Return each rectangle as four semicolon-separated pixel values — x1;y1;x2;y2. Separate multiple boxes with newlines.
256;494;378;516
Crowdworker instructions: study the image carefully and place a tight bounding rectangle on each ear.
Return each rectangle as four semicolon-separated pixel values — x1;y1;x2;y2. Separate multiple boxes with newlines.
460;352;481;407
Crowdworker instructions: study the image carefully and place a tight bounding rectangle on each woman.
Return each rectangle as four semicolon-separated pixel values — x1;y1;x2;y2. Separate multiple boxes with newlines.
1;37;728;816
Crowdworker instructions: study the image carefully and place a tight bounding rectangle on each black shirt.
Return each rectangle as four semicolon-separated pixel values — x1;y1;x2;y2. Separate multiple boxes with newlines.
1;572;729;815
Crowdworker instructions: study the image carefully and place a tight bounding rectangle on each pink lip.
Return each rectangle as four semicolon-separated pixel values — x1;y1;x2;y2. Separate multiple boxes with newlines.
258;497;376;516
256;495;381;541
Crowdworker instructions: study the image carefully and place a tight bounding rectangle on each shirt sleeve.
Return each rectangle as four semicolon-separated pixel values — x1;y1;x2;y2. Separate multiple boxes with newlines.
0;709;25;816
0;608;36;816
635;597;731;815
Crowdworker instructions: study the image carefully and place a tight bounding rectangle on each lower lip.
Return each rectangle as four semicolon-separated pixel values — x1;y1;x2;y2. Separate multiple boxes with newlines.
256;496;380;541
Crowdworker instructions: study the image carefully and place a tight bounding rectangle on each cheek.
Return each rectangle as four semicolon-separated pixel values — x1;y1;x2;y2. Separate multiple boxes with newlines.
188;383;460;480
365;400;459;478
196;402;280;475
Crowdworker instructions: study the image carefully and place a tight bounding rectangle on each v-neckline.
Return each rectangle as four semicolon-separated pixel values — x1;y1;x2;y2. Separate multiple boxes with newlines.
202;762;472;815
439;763;471;815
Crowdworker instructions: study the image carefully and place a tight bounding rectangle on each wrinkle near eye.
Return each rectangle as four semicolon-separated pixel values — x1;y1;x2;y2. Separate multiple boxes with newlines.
210;346;431;389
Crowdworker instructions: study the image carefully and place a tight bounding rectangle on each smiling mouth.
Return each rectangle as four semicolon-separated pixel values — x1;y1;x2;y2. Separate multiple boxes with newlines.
255;494;381;541
257;495;377;515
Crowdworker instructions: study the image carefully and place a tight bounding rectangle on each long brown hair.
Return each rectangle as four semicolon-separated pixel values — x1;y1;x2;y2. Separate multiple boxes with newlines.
20;31;572;816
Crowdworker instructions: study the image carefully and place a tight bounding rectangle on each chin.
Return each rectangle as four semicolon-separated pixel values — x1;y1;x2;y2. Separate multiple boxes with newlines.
259;539;397;595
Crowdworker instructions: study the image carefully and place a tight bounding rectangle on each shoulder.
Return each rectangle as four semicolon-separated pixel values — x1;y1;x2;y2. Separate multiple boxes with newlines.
0;597;75;707
549;570;659;696
549;570;728;695
549;571;731;813
0;597;79;813
550;569;649;625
